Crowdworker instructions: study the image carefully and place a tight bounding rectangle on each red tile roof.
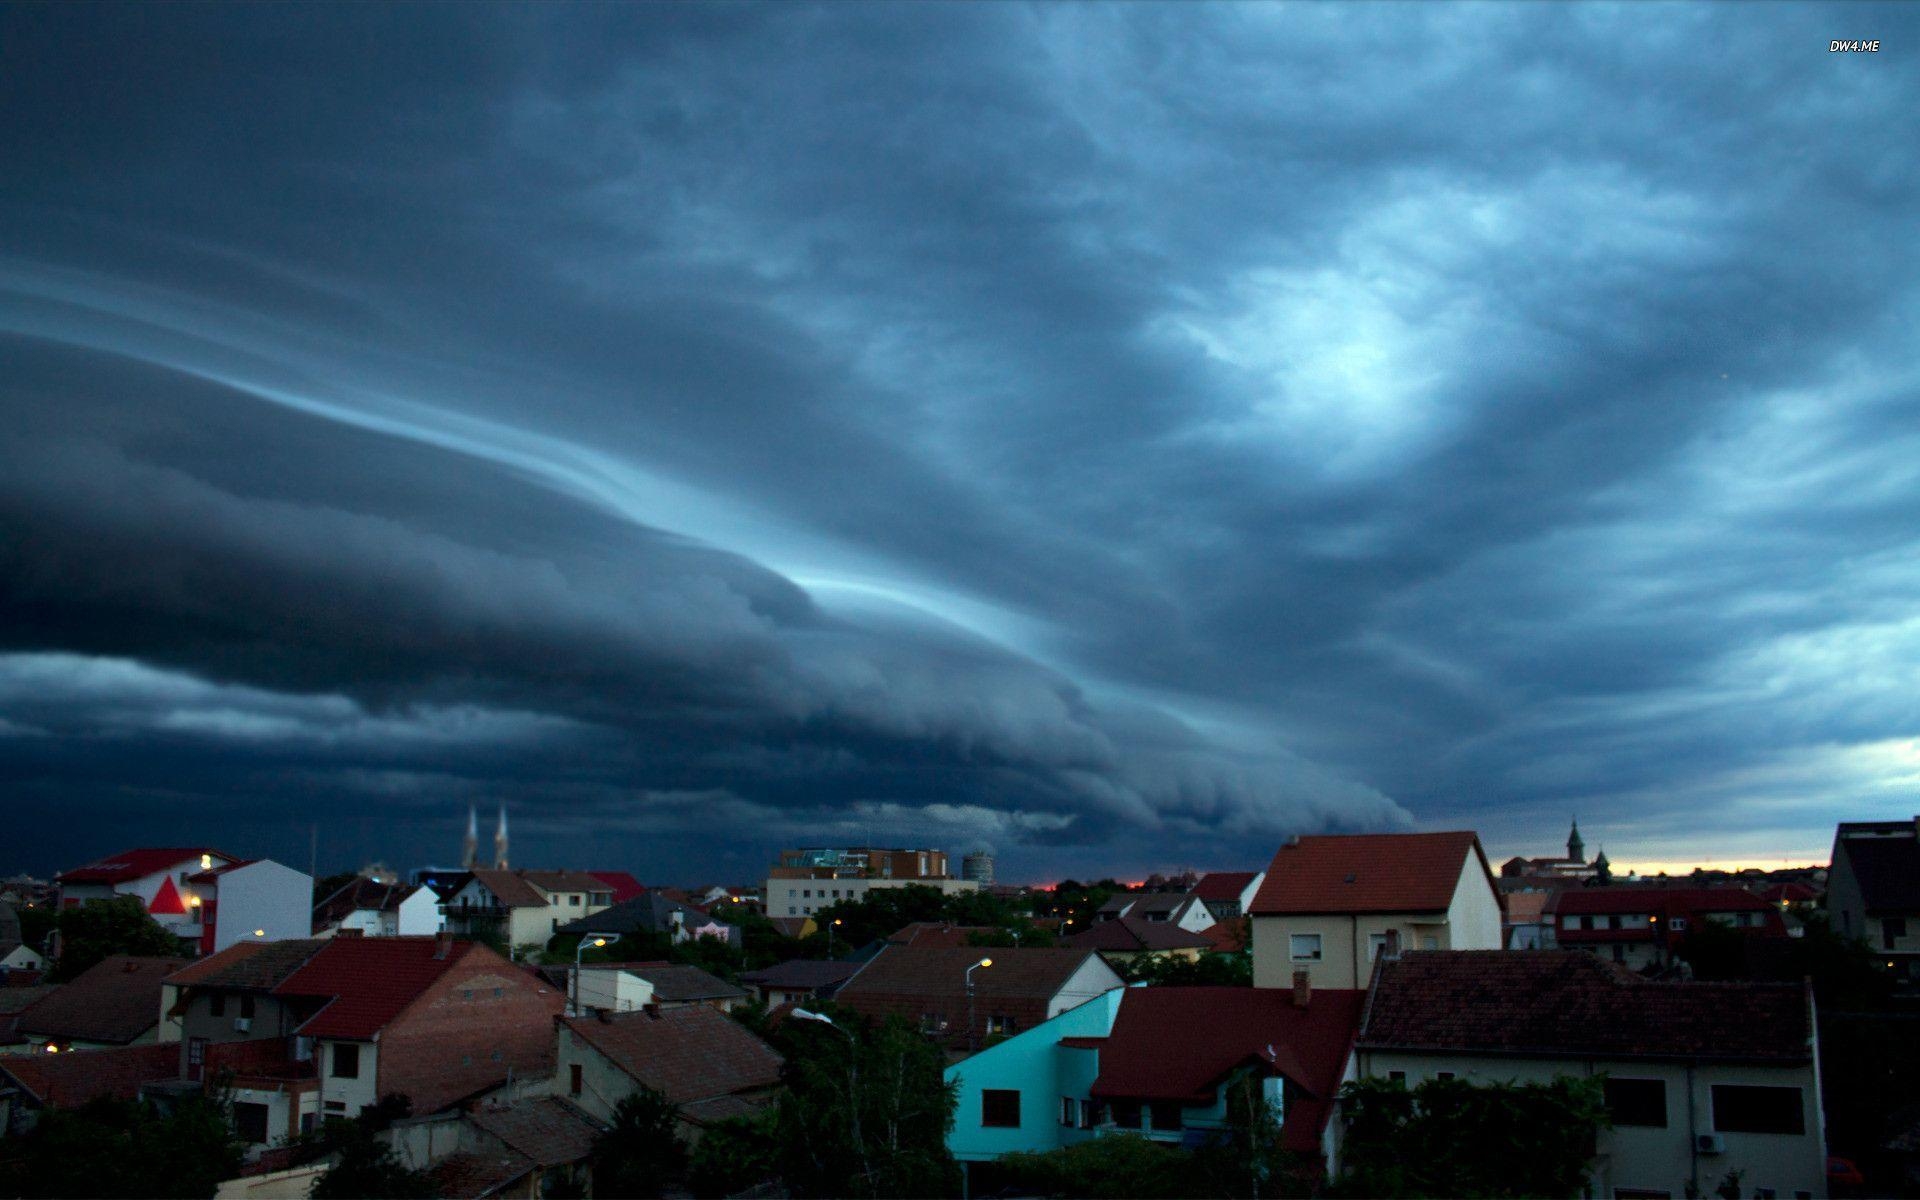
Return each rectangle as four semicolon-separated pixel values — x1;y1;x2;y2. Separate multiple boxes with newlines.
1358;951;1812;1063
56;849;234;885
17;955;190;1045
1190;872;1258;902
588;872;646;904
1250;832;1491;916
1090;986;1365;1154
468;1096;604;1166
561;1004;783;1104
186;860;257;884
167;939;325;990
312;878;421;928
0;1042;181;1106
1059;918;1213;953
1202;920;1249;953
275;937;472;1039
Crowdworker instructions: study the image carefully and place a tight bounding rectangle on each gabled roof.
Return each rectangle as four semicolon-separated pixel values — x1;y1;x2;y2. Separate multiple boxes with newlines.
1250;832;1491;916
556;891;696;937
0;1042;180;1107
838;946;1099;1000
275;937;474;1039
739;959;863;991
313;878;422;928
517;870;609;896
463;870;552;909
17;955;190;1044
561;1004;783;1104
186;859;258;884
1098;892;1195;917
886;922;998;948
56;848;234;885
1190;872;1259;902
1090;986;1365;1153
1357;951;1812;1063
167;939;326;990
587;962;745;1004
467;1096;603;1166
1060;918;1213;953
1837;834;1920;913
429;1150;533;1199
588;872;646;903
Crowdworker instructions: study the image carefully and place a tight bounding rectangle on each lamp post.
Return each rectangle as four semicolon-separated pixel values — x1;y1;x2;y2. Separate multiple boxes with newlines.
965;957;993;1053
793;1008;868;1186
572;935;612;1016
828;917;844;958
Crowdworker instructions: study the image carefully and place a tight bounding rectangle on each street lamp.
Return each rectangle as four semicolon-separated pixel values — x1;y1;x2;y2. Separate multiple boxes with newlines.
828;917;844;958
965;957;993;1053
793;1009;866;1184
572;934;614;1015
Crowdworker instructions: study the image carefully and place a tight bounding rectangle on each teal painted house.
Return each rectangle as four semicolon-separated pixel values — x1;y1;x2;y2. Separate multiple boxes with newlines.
945;981;1365;1174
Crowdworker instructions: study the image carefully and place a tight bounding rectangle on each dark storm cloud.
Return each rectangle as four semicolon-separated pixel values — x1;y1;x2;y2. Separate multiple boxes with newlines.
2;2;1917;878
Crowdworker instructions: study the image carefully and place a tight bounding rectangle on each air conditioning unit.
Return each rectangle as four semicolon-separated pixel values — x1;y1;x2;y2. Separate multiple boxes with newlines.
1696;1133;1726;1155
233;1017;251;1033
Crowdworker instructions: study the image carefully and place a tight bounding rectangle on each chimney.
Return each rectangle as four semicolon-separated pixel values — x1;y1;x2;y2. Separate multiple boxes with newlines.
1291;969;1311;1009
643;1002;662;1020
434;930;453;960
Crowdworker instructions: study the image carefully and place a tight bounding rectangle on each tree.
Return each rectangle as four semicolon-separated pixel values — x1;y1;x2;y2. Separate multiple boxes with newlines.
309;1096;435;1200
1121;952;1252;987
1331;1074;1608;1198
311;871;359;905
0;1094;244;1198
687;1112;781;1198
996;1135;1192;1199
52;895;186;981
773;1010;959;1198
592;1088;688;1199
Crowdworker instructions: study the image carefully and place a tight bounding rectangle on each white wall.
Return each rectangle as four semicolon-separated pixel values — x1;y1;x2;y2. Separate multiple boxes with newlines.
213;861;311;953
1444;854;1503;952
1048;956;1126;1017
395;889;441;936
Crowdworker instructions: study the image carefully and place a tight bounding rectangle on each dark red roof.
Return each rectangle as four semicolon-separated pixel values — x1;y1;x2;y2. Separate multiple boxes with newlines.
275;937;472;1039
1251;833;1492;915
468;1096;603;1166
1191;872;1259;902
1059;918;1213;953
311;878;420;928
588;872;646;904
0;1042;180;1106
168;939;325;990
56;849;234;885
1203;921;1249;953
1358;951;1812;1063
1090;987;1364;1154
17;955;190;1045
561;1004;783;1104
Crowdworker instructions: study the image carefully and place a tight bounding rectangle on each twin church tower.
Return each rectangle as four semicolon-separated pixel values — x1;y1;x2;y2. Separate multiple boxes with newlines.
461;804;509;870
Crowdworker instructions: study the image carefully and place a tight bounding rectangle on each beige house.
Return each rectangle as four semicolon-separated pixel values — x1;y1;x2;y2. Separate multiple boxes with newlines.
1346;951;1825;1200
1249;832;1503;990
441;869;615;951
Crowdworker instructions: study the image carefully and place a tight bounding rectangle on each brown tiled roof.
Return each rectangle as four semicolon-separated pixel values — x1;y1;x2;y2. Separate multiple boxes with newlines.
739;960;863;991
561;1004;783;1104
0;1042;180;1106
1202;920;1249;953
886;922;998;948
1190;872;1259;902
835;946;1117;1049
429;1150;534;1199
1060;918;1212;952
1251;832;1491;915
17;955;189;1045
465;869;551;909
468;1096;603;1166
312;878;421;928
1837;835;1920;913
1357;951;1812;1063
1091;987;1365;1154
593;962;745;1004
167;939;325;990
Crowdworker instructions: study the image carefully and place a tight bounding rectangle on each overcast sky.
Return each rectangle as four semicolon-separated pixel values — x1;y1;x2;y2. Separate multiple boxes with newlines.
3;3;1916;884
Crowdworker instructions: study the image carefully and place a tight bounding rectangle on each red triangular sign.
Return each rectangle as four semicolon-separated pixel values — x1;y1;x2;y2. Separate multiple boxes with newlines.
149;876;187;916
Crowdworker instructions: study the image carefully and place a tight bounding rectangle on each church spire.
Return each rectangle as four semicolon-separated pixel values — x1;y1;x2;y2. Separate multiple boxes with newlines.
462;805;479;870
1567;817;1585;864
494;803;509;869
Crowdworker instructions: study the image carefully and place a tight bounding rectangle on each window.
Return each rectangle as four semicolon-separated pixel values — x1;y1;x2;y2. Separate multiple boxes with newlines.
1886;918;1908;949
240;994;256;1019
300;1113;317;1134
920;1012;947;1033
986;1014;1016;1035
1109;1100;1143;1129
1368;933;1391;961
1079;1100;1101;1130
1420;935;1438;950
570;894;581;906
802;889;811;898
1289;933;1323;962
1604;1077;1668;1127
1712;1085;1803;1134
1670;917;1689;932
570;1065;583;1096
331;1043;361;1079
981;1089;1021;1128
1612;944;1627;963
324;1100;347;1113
1148;1101;1183;1132
210;992;227;1017
789;907;797;916
1060;1096;1078;1126
188;1037;207;1067
233;1102;271;1145
1607;914;1623;930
